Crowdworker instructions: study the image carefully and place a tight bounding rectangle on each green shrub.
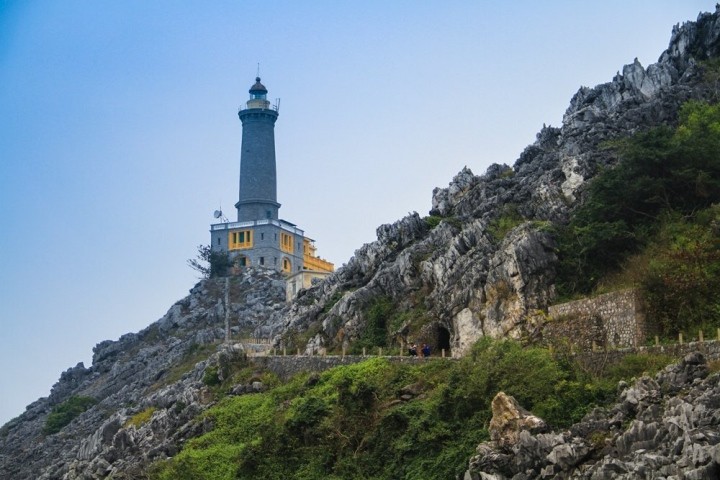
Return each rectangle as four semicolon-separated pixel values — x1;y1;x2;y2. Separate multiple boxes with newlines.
640;210;720;336
202;366;221;386
424;215;443;229
44;395;97;435
148;339;674;480
351;296;395;352
285;396;330;445
606;353;674;381
556;100;720;298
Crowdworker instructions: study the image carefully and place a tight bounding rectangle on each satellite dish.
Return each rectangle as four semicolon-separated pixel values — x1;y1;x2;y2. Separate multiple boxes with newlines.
213;210;222;219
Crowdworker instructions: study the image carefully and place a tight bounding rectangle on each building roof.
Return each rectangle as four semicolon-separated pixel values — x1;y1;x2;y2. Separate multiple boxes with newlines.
249;77;268;94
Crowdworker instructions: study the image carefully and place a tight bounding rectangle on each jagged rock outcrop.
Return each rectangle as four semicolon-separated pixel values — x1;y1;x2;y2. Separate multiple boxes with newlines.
488;392;548;449
265;7;720;356
465;352;720;479
0;268;285;480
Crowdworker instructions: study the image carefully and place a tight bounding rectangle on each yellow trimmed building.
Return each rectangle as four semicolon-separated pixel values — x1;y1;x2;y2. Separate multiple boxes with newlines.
210;77;334;291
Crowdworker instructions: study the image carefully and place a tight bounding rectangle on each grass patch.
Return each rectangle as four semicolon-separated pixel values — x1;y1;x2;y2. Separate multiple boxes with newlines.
125;407;157;428
153;342;220;390
488;204;524;242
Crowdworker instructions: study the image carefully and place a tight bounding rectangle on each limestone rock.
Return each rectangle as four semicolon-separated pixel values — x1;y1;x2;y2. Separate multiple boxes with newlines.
488;392;547;449
0;268;285;480
267;6;720;359
466;352;720;479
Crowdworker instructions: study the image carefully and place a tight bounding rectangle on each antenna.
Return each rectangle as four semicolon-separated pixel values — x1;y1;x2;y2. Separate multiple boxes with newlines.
213;204;229;223
256;62;260;78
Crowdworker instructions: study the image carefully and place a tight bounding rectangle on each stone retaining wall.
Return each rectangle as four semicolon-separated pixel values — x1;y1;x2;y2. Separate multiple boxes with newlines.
546;289;648;349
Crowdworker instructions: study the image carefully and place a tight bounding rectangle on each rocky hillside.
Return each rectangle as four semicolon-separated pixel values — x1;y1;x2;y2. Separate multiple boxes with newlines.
0;269;286;479
1;6;719;480
466;352;720;479
264;6;720;356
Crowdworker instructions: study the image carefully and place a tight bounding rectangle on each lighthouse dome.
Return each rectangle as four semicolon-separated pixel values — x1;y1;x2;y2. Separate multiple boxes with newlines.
249;77;268;95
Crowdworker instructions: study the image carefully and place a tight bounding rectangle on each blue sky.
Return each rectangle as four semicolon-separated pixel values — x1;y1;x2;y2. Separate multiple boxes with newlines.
0;1;712;425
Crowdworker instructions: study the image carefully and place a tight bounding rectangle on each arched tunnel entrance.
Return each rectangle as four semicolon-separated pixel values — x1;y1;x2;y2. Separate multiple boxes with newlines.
415;322;453;357
436;325;451;354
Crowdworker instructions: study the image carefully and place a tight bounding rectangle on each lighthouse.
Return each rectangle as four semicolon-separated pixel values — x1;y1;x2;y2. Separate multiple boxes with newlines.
236;77;280;222
210;77;333;285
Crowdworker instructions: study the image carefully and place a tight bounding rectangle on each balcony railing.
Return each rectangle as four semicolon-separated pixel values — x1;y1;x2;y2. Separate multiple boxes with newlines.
211;219;304;236
303;254;334;273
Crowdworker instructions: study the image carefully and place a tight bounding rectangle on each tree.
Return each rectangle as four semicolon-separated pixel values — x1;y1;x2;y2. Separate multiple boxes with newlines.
187;245;232;278
556;100;720;297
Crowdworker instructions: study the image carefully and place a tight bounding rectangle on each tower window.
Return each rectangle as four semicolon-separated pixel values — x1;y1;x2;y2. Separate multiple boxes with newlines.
261;233;264;241
280;233;294;254
229;229;253;250
260;257;265;265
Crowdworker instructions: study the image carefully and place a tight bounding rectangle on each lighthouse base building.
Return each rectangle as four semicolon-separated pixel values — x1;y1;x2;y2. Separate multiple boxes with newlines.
210;77;333;292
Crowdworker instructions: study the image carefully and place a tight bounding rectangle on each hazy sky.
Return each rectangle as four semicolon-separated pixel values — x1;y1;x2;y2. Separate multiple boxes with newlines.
0;1;712;425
